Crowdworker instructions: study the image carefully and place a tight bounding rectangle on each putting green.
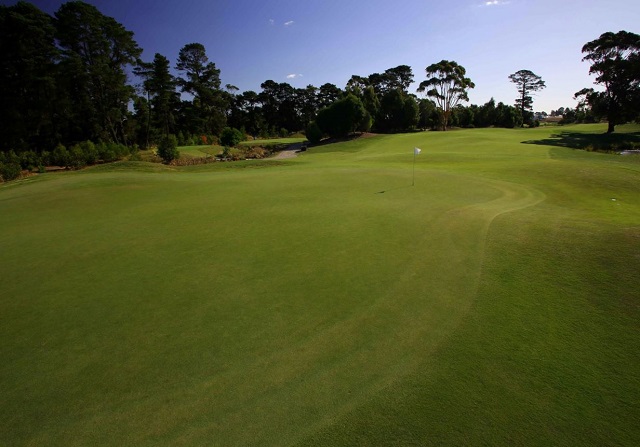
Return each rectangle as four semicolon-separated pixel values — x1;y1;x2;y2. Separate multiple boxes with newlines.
0;124;638;446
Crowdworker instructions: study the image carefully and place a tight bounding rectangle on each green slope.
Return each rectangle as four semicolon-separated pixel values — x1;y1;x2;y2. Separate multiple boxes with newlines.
0;124;638;446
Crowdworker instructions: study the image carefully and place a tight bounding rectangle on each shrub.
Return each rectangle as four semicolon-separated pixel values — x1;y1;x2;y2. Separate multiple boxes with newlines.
0;162;21;182
40;150;51;166
19;151;39;170
81;141;98;165
245;146;268;159
157;134;179;163
129;145;142;161
177;131;186;146
220;127;244;147
108;142;129;158
69;144;87;169
52;144;70;167
305;121;323;144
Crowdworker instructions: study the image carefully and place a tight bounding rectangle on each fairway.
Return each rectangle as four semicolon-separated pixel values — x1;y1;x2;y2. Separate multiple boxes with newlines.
1;124;639;446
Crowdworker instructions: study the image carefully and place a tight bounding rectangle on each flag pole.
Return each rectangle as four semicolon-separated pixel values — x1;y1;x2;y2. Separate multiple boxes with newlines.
412;150;416;186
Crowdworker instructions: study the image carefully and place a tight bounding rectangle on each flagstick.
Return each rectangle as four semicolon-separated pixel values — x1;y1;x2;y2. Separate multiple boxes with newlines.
412;150;416;186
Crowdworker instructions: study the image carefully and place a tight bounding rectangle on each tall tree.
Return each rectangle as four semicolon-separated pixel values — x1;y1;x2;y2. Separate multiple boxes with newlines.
55;1;142;144
508;69;546;126
345;75;368;96
579;30;640;133
258;80;301;133
418;98;438;130
176;43;226;135
377;89;419;132
147;54;179;137
317;83;343;109
417;60;474;131
316;94;366;138
0;1;58;151
384;65;414;93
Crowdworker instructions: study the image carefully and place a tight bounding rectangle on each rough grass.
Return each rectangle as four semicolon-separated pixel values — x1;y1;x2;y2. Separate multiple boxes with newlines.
0;124;638;446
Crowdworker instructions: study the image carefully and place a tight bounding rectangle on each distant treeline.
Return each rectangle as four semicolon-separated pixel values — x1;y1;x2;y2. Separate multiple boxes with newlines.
1;1;638;160
0;1;523;157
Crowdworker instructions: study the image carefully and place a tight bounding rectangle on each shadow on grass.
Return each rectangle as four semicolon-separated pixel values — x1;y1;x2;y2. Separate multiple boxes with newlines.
522;131;640;152
307;133;381;154
376;185;413;194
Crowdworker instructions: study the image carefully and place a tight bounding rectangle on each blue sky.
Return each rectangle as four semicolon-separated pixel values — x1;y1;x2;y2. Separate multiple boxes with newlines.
9;0;640;112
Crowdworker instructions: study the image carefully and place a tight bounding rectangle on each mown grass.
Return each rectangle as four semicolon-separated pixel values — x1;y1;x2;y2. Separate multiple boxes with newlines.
0;124;638;446
240;137;307;147
177;145;222;158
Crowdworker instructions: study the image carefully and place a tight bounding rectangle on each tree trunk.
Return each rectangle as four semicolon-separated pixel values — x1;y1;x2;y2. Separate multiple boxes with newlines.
607;121;615;134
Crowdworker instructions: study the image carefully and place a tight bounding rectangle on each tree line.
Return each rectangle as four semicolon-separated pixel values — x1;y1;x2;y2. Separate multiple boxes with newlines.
1;1;639;164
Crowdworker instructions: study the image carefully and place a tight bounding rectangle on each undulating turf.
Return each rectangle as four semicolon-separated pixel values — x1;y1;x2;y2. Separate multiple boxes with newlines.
0;124;638;446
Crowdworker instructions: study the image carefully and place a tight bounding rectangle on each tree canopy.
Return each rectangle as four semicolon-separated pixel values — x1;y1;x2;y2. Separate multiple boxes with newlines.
508;69;546;126
417;60;475;131
3;0;639;161
579;30;640;133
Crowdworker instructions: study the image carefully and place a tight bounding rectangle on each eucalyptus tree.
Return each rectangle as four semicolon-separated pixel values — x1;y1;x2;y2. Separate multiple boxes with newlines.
418;60;475;131
508;69;546;126
578;30;640;133
346;75;369;96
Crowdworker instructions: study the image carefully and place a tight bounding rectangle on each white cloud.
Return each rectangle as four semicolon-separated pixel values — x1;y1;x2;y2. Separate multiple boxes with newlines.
284;20;294;26
269;19;275;25
286;74;303;79
482;0;509;6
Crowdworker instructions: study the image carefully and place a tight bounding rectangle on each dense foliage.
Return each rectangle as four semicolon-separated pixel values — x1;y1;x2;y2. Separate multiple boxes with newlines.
418;60;475;131
508;69;546;126
576;31;640;133
1;0;638;176
157;134;179;164
220;127;245;147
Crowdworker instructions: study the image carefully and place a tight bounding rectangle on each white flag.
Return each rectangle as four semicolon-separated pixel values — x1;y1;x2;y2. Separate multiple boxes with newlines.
414;147;421;155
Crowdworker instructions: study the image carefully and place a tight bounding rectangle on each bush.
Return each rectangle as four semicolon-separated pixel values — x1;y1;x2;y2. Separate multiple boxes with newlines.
129;145;142;161
97;142;117;162
81;141;98;165
52;144;70;167
305;121;323;144
108;142;129;158
69;144;87;169
157;134;179;163
177;131;186;146
19;151;40;170
40;151;51;166
220;127;244;147
0;162;21;182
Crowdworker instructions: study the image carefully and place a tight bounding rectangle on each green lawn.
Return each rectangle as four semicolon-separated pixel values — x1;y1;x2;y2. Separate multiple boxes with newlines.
239;137;307;146
177;145;222;158
1;124;638;446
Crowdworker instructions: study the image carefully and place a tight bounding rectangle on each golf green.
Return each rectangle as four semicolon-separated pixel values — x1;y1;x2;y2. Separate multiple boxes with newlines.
1;124;638;446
